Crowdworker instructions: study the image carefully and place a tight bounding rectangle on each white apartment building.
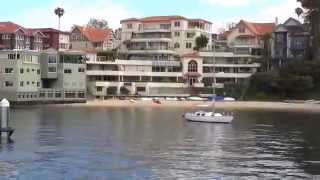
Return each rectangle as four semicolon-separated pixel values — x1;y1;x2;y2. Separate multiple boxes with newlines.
120;16;212;59
86;16;263;99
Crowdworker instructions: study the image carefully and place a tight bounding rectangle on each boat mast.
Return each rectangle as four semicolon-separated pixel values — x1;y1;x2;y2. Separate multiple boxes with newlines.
212;40;216;113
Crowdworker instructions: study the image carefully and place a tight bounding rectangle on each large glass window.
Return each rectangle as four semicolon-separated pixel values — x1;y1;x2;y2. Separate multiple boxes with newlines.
188;60;198;72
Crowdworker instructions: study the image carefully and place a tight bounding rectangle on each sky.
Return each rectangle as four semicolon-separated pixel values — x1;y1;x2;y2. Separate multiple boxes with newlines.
0;0;302;32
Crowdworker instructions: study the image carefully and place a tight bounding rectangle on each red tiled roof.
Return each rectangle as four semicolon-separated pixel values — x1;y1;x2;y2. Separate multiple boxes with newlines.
0;21;27;34
141;16;187;23
74;25;112;43
189;19;212;24
0;21;46;37
182;52;200;58
240;20;275;35
121;16;187;23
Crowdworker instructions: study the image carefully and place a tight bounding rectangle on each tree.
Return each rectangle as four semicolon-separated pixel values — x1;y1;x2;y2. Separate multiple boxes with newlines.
259;33;272;71
194;34;209;51
87;18;109;29
297;0;320;59
54;7;65;30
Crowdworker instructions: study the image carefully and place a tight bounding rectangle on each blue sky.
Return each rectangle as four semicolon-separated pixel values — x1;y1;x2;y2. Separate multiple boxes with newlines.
0;0;301;32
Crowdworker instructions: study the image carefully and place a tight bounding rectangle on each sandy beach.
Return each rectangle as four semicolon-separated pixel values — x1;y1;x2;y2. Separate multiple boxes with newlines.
50;100;320;113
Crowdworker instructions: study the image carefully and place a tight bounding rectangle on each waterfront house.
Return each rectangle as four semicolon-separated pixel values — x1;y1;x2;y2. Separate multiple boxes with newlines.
272;18;309;65
0;22;45;51
70;25;115;51
30;28;70;51
0;49;87;103
226;20;275;56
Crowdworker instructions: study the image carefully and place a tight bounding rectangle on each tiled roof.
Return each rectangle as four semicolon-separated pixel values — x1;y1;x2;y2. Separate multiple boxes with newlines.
240;20;275;35
74;25;112;43
189;19;213;24
121;16;187;23
0;21;27;34
0;21;46;37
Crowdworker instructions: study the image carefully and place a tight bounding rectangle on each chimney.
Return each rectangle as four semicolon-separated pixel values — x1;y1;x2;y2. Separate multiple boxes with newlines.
275;17;279;25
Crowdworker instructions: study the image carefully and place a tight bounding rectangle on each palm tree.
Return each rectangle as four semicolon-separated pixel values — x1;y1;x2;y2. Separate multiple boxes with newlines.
295;7;304;19
54;7;65;30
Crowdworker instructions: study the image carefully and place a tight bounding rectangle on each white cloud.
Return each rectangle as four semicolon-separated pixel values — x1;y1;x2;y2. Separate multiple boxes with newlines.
19;0;140;31
202;0;252;7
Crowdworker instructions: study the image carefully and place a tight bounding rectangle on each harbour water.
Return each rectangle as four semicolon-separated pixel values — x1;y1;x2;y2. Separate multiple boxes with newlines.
0;106;320;179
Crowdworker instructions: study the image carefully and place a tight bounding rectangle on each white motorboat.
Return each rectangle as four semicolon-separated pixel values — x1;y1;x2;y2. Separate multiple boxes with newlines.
183;40;234;123
184;111;233;123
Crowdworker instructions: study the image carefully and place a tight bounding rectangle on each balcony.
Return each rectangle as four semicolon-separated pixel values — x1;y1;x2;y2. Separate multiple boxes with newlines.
127;46;176;54
86;70;182;77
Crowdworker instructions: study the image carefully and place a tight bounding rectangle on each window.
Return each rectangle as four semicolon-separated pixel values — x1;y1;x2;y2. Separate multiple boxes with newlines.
32;81;35;85
174;32;180;37
127;24;133;29
64;69;72;74
48;56;57;63
174;21;180;27
27;81;30;85
136;87;146;92
78;68;85;72
188;60;198;72
239;27;245;33
27;68;30;73
186;42;192;49
78;92;85;98
48;93;53;98
20;68;24;74
174;43;180;49
8;54;17;59
2;34;10;40
32;69;35;72
48;67;57;72
37;69;40;74
4;81;13;87
20;81;24;87
97;87;103;92
65;92;76;98
5;68;13;74
39;92;45;98
187;32;195;38
55;92;62;98
37;82;40;87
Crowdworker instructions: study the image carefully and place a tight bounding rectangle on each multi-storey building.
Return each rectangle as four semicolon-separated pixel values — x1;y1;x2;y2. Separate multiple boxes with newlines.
0;22;45;51
120;16;213;59
31;28;70;51
272;18;309;62
0;50;41;102
86;16;263;99
226;20;275;56
0;49;87;103
70;25;115;51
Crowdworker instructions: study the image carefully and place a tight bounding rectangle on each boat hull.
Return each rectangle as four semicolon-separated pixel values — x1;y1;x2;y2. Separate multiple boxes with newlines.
184;113;233;123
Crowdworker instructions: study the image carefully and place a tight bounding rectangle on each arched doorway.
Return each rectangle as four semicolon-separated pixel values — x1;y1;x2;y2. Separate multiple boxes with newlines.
187;60;198;87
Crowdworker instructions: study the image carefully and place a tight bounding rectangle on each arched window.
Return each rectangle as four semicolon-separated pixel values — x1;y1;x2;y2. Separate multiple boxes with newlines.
174;43;180;49
188;60;198;72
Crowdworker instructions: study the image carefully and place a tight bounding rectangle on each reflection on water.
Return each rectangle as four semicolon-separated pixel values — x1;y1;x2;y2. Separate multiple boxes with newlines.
0;107;320;179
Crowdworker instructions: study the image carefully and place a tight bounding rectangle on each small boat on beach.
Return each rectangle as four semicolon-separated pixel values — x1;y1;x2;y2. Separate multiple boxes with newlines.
153;99;161;104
